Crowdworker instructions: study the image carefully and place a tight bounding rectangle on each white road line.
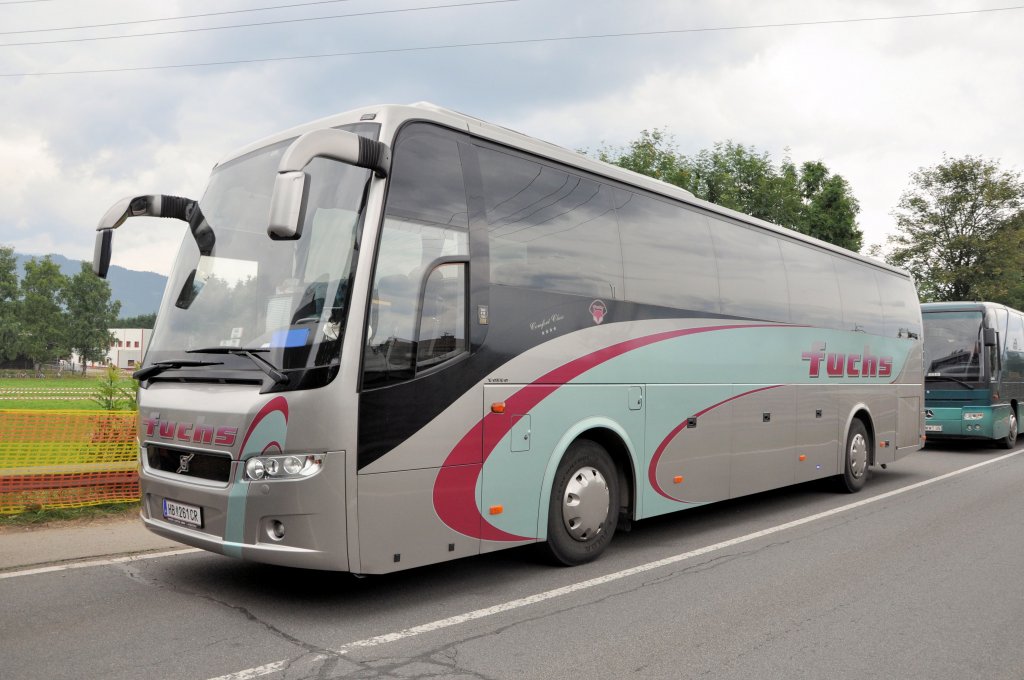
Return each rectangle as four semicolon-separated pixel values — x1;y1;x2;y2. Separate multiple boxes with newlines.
207;449;1023;680
0;548;200;579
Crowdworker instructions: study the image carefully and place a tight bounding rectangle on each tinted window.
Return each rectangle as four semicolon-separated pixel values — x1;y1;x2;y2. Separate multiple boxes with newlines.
1006;312;1024;380
617;192;720;312
780;240;841;329
875;272;921;339
364;125;470;387
710;219;790;322
833;257;885;336
922;311;984;379
385;124;468;228
478;146;623;299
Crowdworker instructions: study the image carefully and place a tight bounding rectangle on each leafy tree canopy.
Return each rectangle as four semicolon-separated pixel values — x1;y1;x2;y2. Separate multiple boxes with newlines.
0;246;21;362
116;312;156;329
597;130;863;251
64;261;121;371
1;253;123;368
880;155;1024;305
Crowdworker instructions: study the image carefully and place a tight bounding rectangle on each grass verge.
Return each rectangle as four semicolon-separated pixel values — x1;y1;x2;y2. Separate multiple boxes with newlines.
0;501;140;527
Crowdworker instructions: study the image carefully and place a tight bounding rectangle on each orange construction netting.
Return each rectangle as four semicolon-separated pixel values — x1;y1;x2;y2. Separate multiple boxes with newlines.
0;410;139;514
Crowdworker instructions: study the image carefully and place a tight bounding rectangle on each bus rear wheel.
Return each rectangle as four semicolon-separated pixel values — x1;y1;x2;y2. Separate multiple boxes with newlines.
544;439;619;566
999;411;1018;449
837;419;870;493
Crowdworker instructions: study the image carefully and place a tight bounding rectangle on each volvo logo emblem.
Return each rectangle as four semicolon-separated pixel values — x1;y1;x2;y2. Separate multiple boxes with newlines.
925;409;934;419
176;453;196;474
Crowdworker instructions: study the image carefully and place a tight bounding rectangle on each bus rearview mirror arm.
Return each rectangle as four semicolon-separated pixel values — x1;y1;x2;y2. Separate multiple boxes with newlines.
92;195;214;278
268;129;390;240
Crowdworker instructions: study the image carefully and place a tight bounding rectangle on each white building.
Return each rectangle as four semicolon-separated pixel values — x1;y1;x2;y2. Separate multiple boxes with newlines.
70;328;151;371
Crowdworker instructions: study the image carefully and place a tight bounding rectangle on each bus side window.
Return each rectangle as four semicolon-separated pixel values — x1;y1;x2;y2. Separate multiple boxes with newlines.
875;271;921;340
363;124;470;388
780;240;841;330
1007;313;1024;379
478;146;623;299
834;257;885;336
710;218;791;323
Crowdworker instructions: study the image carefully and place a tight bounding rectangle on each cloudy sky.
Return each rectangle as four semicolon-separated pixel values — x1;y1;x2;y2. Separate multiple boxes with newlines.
2;0;1021;276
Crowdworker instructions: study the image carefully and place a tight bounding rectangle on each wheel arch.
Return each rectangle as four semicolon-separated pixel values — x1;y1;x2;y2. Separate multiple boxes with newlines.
535;418;640;542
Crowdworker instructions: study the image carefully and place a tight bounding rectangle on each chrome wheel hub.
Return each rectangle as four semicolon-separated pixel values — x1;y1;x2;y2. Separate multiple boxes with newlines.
561;466;610;542
849;432;868;479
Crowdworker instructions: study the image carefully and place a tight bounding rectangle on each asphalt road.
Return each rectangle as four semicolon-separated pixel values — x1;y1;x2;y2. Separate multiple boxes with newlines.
2;443;1022;680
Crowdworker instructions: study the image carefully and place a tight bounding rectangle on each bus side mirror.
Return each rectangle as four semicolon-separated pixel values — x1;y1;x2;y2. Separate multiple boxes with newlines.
268;171;310;240
91;194;213;278
268;128;390;240
93;229;113;278
984;328;998;347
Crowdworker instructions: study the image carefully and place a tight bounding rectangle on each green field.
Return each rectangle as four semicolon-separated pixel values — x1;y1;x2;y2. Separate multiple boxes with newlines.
0;375;136;410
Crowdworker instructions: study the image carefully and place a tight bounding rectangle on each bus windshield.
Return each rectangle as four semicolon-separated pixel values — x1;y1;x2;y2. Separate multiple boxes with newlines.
922;310;985;381
145;125;378;384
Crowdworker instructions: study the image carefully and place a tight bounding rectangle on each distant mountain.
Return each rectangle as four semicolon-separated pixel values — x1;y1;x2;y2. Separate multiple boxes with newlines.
14;252;167;318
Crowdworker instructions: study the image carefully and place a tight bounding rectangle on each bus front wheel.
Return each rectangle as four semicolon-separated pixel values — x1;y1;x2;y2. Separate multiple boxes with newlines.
837;419;870;493
999;411;1018;449
544;439;619;566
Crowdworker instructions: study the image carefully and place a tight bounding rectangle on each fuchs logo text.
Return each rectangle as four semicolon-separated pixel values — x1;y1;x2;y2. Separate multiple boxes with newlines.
143;418;238;447
801;342;893;378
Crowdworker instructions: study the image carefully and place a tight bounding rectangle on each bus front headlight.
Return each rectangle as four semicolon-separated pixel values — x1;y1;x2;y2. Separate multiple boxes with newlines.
244;453;324;481
963;412;984;421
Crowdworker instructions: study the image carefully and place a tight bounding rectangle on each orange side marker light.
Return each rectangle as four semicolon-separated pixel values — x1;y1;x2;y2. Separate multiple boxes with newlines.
491;402;506;414
673;475;684;484
798;454;807;462
489;505;503;515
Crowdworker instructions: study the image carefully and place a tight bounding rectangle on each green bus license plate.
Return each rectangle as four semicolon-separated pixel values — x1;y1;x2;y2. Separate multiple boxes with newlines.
163;498;203;528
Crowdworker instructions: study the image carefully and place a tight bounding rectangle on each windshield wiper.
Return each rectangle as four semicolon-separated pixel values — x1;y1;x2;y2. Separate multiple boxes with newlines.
925;375;976;389
133;360;223;381
186;347;289;385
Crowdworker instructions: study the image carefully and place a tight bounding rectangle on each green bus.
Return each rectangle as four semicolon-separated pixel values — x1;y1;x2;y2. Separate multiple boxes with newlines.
922;301;1024;448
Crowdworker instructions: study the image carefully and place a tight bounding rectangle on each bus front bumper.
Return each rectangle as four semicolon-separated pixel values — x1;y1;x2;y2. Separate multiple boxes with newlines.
139;455;349;571
925;406;1003;440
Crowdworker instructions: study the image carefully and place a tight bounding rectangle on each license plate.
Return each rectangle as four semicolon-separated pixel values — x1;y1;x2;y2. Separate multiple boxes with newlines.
163;498;203;528
925;425;943;432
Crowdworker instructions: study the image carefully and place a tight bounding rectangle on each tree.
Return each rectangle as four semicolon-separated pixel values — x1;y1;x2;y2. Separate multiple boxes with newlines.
116;312;156;329
18;256;67;367
882;155;1024;304
795;161;862;251
0;246;20;363
91;364;137;410
64;261;121;375
598;133;864;251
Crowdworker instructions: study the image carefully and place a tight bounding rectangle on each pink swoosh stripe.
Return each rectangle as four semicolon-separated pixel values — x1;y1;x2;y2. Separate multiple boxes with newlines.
648;385;783;501
433;323;780;541
238;395;289;460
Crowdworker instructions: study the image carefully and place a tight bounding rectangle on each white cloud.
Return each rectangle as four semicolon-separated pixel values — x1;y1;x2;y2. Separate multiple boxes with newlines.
2;0;1022;280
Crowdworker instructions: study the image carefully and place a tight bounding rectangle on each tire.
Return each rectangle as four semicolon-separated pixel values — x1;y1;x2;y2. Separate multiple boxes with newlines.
836;419;870;493
544;439;619;566
999;411;1018;450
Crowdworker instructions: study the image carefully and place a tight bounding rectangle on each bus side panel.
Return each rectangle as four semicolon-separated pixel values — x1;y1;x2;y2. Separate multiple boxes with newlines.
794;385;840;483
480;383;645;552
642;384;734;517
729;385;797;498
357;466;481;574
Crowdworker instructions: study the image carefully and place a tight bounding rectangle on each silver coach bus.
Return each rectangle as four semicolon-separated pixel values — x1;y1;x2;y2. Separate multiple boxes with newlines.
93;103;924;573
